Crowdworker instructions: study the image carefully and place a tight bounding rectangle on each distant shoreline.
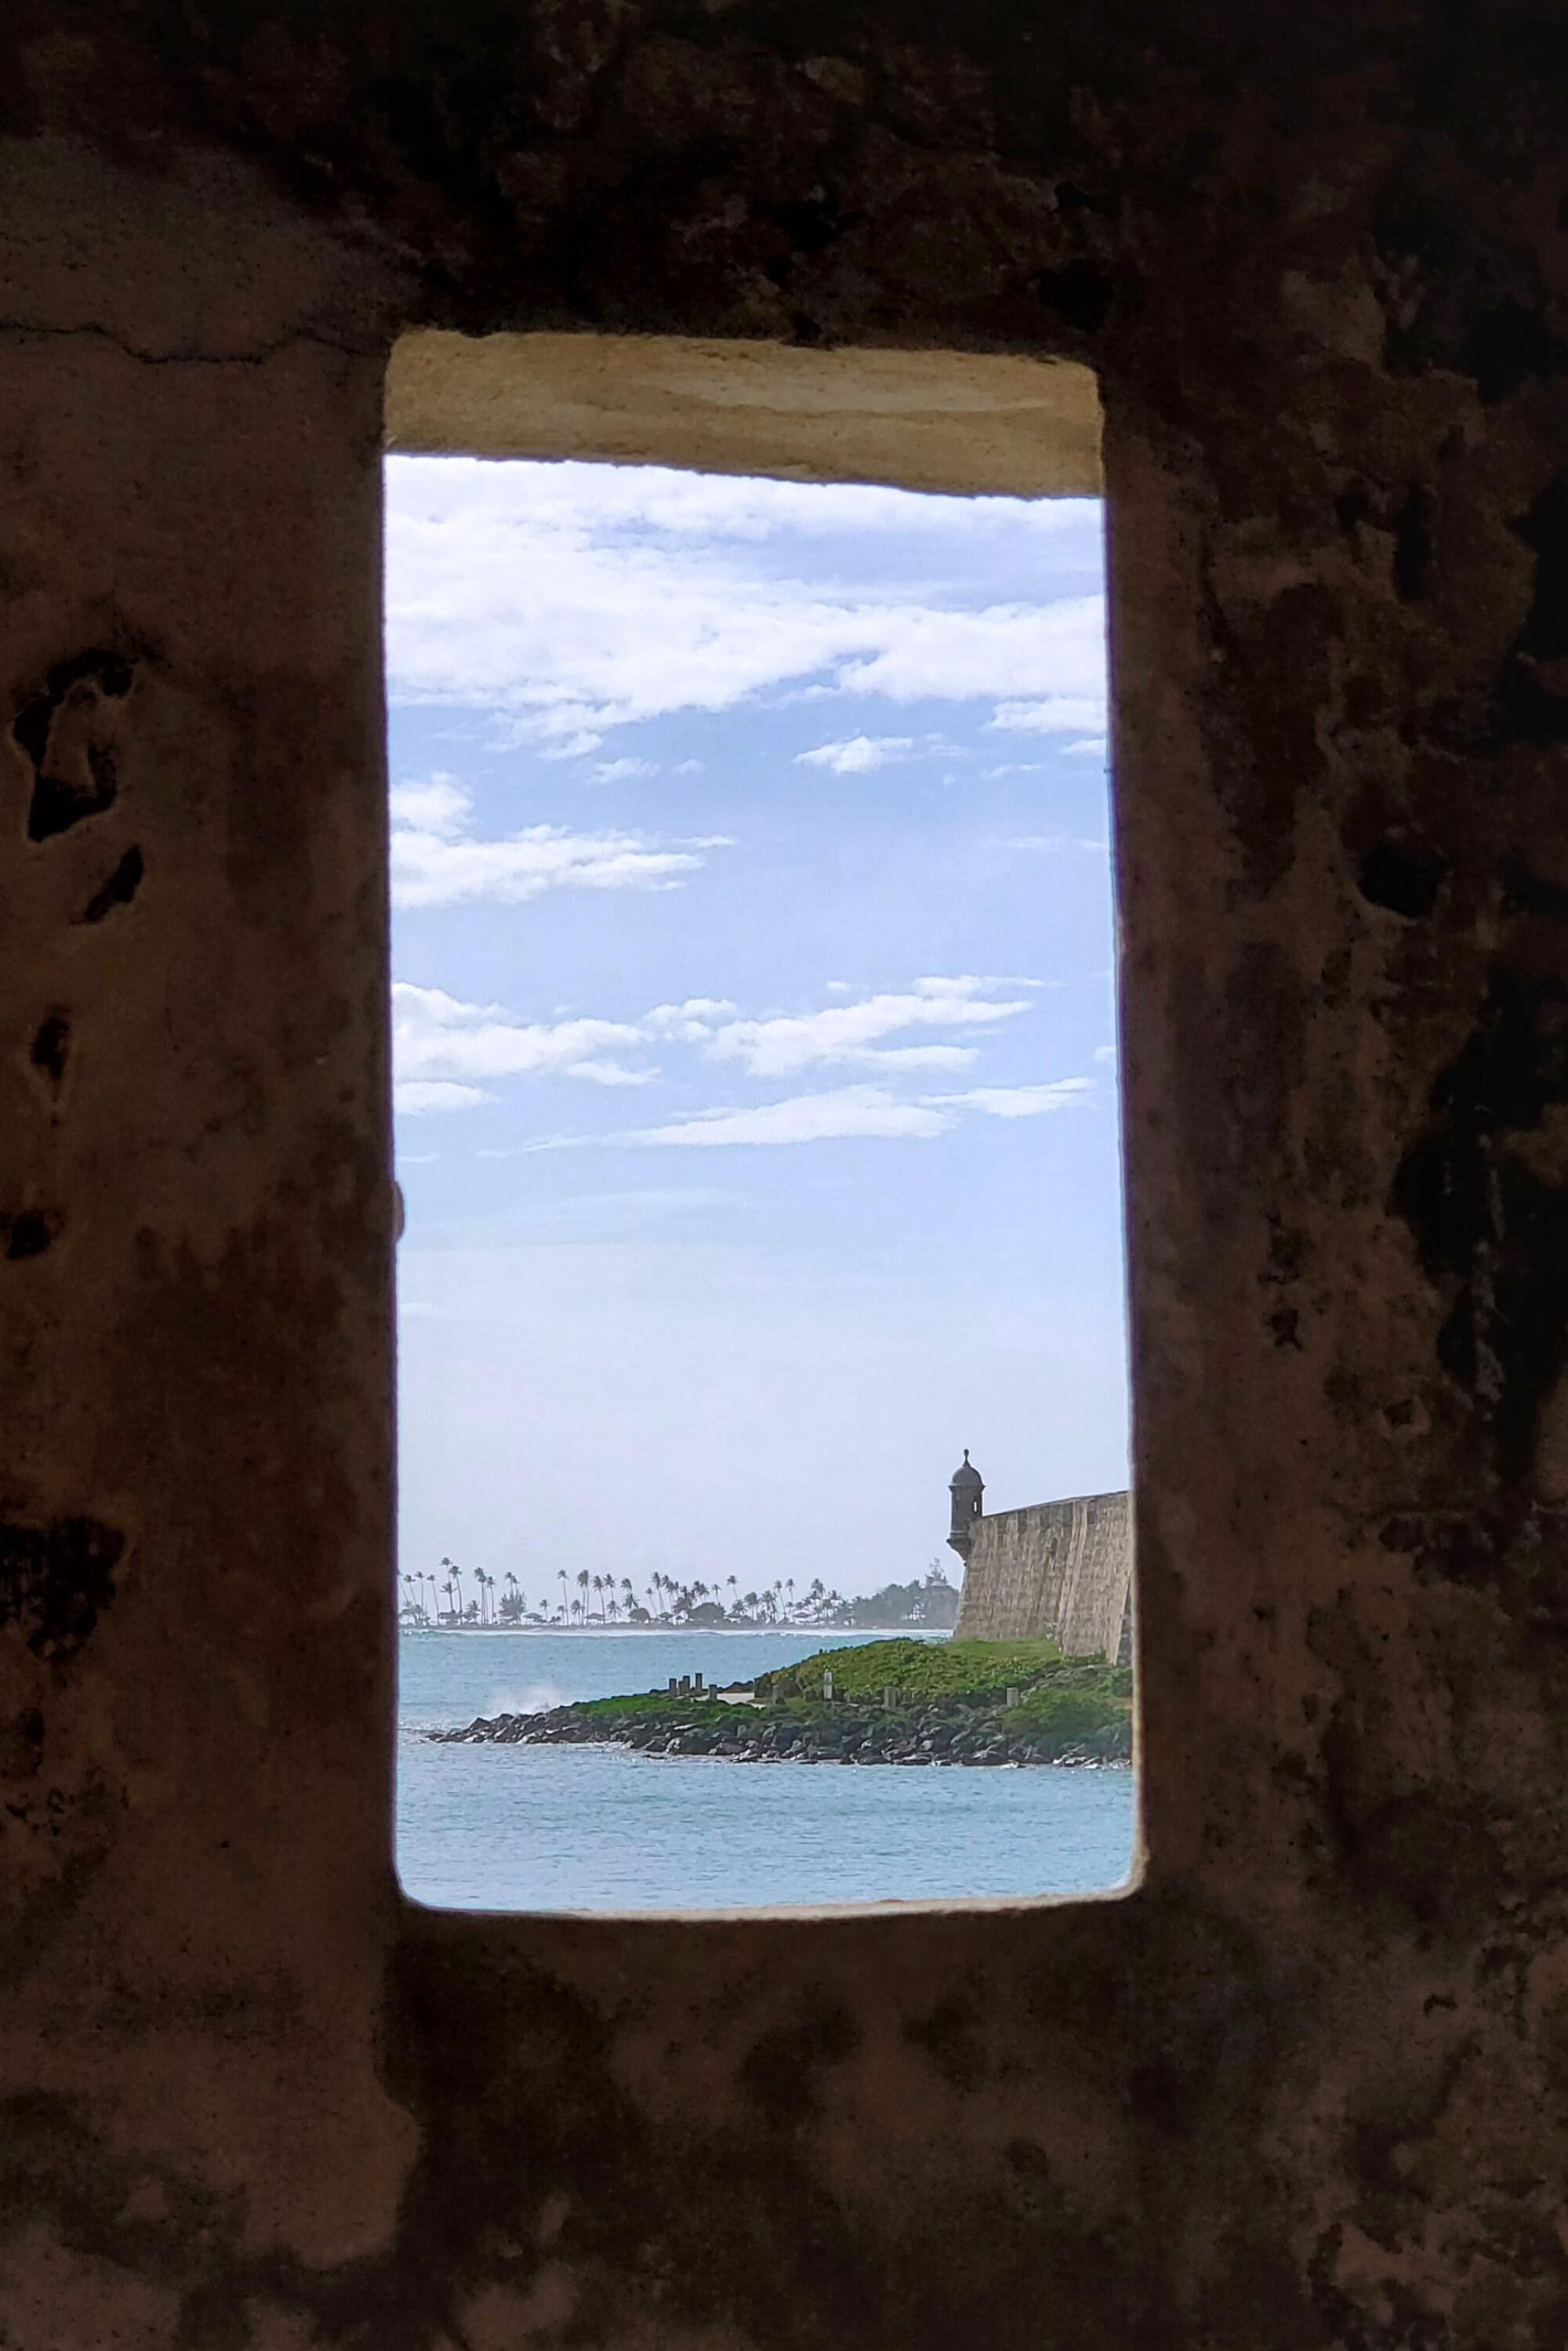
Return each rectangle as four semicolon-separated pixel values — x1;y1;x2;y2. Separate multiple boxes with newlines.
397;1623;952;1638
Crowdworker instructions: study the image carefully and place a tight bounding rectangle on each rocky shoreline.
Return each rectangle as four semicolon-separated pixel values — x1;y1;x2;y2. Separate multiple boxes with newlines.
434;1701;1131;1769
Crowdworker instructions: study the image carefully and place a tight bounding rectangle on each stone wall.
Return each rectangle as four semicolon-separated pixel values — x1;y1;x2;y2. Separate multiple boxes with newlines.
7;6;1568;2348
956;1494;1134;1659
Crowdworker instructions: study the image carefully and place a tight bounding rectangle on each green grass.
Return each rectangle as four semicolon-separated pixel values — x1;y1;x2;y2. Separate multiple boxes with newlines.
1002;1687;1127;1742
511;1639;1132;1743
754;1637;1094;1705
575;1689;702;1721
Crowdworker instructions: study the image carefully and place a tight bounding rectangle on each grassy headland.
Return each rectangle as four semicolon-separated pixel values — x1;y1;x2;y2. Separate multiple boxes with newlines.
437;1637;1134;1767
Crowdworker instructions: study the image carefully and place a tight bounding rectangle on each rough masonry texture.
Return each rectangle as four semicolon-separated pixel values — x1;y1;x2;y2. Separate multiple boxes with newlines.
955;1493;1134;1660
6;4;1568;2347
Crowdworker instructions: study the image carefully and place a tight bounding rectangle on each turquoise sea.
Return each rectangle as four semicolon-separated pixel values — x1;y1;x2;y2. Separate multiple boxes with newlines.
397;1627;1138;1912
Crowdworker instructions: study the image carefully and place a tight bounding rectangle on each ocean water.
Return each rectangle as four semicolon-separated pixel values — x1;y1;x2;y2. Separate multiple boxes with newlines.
397;1627;1138;1912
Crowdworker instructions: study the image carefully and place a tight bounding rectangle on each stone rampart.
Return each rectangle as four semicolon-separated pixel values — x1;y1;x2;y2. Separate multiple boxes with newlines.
955;1493;1134;1660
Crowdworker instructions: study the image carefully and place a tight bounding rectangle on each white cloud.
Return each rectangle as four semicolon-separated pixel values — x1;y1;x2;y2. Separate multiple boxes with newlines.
642;999;739;1041
540;729;606;760
622;1074;1089;1148
841;604;1105;707
1094;1044;1117;1065
931;1081;1090;1119
394;1079;492;1116
394;982;490;1030
591;756;657;784
390;772;470;833
393;981;652;1089
795;735;913;775
385;459;1106;753
391;811;719;910
628;1086;953;1148
570;1061;656;1087
391;974;1075;1125
388;760;737;912
706;975;1031;1077
844;1044;978;1072
988;694;1107;737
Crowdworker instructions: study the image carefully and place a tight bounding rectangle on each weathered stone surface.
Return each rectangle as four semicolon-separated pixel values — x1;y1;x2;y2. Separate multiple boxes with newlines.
956;1493;1133;1656
387;331;1102;495
5;3;1568;2346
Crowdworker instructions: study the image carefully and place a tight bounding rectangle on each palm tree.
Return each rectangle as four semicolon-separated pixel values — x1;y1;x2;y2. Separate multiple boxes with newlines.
441;1556;465;1622
570;1598;583;1624
621;1576;635;1620
557;1568;568;1624
786;1576;796;1616
442;1577;456;1624
576;1569;590;1627
726;1575;739;1617
505;1572;521;1622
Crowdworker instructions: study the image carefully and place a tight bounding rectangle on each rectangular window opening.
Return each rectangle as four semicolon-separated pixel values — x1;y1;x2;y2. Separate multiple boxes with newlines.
387;338;1136;1913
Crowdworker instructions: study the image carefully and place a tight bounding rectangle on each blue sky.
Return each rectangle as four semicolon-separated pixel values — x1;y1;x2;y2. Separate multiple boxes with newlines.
388;458;1125;1602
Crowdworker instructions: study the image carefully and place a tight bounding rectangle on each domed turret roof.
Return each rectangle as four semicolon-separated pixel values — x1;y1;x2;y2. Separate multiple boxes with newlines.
950;1449;983;1489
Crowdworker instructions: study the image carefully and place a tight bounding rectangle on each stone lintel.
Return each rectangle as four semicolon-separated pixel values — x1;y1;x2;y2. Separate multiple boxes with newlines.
386;331;1102;499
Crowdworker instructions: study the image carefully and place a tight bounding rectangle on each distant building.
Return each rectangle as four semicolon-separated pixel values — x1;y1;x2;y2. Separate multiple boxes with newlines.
946;1453;1134;1663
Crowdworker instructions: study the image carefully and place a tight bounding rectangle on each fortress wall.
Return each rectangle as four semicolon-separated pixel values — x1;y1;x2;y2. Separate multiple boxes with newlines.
956;1493;1133;1660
